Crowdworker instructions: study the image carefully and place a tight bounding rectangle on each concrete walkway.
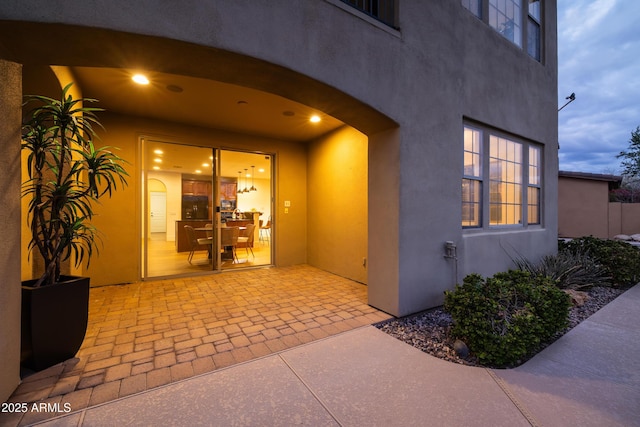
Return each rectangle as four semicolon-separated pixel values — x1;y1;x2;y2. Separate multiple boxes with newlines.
23;284;640;426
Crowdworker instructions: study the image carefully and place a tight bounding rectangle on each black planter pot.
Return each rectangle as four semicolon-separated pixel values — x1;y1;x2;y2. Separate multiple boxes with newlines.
21;276;90;371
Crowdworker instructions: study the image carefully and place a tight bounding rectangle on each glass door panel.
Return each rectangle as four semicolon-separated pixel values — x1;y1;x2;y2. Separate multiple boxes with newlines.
142;139;215;278
219;150;273;270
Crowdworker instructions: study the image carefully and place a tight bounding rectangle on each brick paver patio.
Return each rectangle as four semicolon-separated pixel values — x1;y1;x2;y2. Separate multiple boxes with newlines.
4;265;390;426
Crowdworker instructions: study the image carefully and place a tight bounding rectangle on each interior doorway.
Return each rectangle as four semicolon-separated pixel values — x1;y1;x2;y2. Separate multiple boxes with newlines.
149;191;167;233
141;138;273;279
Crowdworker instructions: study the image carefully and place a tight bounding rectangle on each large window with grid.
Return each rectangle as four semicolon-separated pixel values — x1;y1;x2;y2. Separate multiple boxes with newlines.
461;0;543;61
462;124;542;228
489;0;522;47
490;135;523;225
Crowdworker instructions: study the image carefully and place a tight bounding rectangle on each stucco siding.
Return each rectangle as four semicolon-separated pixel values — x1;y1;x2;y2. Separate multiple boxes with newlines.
0;1;558;317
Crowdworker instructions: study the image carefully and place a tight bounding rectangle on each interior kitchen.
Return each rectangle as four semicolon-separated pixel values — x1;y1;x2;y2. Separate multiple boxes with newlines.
144;140;273;277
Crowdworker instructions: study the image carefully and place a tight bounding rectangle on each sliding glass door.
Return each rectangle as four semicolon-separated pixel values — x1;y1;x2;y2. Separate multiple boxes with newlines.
141;138;273;279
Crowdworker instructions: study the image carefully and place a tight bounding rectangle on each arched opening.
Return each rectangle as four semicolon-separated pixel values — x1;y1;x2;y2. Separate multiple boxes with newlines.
11;23;399;311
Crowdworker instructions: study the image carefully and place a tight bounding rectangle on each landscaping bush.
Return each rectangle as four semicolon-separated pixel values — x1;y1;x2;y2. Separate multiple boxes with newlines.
512;249;610;290
444;270;570;367
559;236;640;287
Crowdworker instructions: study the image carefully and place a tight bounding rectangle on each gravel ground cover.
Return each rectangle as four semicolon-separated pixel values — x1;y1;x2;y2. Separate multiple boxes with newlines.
375;286;625;367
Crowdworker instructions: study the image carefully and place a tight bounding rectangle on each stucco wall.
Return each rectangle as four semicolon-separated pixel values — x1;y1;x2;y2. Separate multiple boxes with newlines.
307;126;368;284
558;177;610;238
0;1;558;317
609;203;640;237
0;59;21;402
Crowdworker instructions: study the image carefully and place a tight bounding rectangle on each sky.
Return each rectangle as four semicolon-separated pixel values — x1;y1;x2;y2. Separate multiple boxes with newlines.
557;0;640;175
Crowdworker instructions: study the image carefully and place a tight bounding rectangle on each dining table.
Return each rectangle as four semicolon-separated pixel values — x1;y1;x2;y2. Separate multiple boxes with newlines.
194;226;246;260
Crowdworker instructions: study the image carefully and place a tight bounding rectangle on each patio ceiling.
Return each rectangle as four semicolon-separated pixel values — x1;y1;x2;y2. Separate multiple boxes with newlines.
71;66;345;143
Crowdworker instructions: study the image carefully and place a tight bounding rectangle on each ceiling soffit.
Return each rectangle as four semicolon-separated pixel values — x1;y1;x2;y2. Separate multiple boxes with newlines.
0;21;397;137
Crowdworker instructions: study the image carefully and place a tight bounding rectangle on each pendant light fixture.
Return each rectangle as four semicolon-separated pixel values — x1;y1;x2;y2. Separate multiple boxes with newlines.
237;171;242;194
250;165;257;192
243;168;249;193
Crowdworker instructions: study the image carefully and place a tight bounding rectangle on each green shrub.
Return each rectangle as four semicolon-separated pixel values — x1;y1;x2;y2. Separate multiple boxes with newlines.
559;236;640;287
512;249;610;290
444;270;570;367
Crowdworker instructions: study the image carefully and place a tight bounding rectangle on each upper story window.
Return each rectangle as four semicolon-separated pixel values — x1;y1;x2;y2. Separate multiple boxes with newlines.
461;0;543;61
340;0;397;28
462;0;481;18
489;0;522;47
527;0;541;60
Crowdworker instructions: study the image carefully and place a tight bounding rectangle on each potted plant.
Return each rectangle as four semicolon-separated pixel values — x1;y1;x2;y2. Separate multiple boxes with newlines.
21;83;128;371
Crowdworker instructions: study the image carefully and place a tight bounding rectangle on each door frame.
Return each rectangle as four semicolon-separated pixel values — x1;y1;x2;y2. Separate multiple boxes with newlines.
139;136;275;280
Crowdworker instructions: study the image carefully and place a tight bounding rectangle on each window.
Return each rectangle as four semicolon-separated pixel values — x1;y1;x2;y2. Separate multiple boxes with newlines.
462;124;542;228
527;0;541;60
340;0;397;28
528;145;541;224
490;135;522;225
463;127;482;227
489;0;522;47
461;0;543;62
462;0;481;18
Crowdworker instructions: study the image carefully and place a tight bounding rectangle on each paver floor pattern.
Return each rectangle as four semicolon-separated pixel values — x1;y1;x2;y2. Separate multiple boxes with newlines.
7;265;389;426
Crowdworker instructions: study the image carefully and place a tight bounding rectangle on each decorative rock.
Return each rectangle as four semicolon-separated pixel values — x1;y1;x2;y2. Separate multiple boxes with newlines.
453;339;469;358
564;289;589;307
614;234;631;241
375;286;622;367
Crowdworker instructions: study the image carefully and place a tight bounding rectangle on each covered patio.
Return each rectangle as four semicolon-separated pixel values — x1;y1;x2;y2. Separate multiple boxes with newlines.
7;265;390;426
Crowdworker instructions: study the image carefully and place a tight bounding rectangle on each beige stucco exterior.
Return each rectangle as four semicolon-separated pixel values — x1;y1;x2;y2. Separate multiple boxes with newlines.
0;1;559;401
308;126;368;284
558;174;614;239
558;172;640;239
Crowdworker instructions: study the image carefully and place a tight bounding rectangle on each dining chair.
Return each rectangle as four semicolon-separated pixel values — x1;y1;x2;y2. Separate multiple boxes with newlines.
220;226;239;263
237;223;256;258
259;218;271;243
184;225;211;264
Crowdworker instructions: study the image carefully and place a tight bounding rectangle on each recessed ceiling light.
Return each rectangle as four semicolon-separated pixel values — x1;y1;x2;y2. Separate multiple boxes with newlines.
259;168;265;173
195;170;202;174
153;158;162;163
166;84;183;93
283;111;295;117
153;166;160;170
202;163;209;167
132;74;150;85
237;100;248;105
310;115;321;123
154;149;163;155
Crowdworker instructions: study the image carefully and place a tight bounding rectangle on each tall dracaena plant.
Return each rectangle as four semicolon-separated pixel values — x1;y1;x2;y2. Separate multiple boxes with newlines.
22;83;129;287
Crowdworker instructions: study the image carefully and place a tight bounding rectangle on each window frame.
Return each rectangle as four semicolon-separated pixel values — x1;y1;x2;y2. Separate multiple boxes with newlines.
461;0;543;62
462;123;543;230
462;126;483;228
527;145;542;225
